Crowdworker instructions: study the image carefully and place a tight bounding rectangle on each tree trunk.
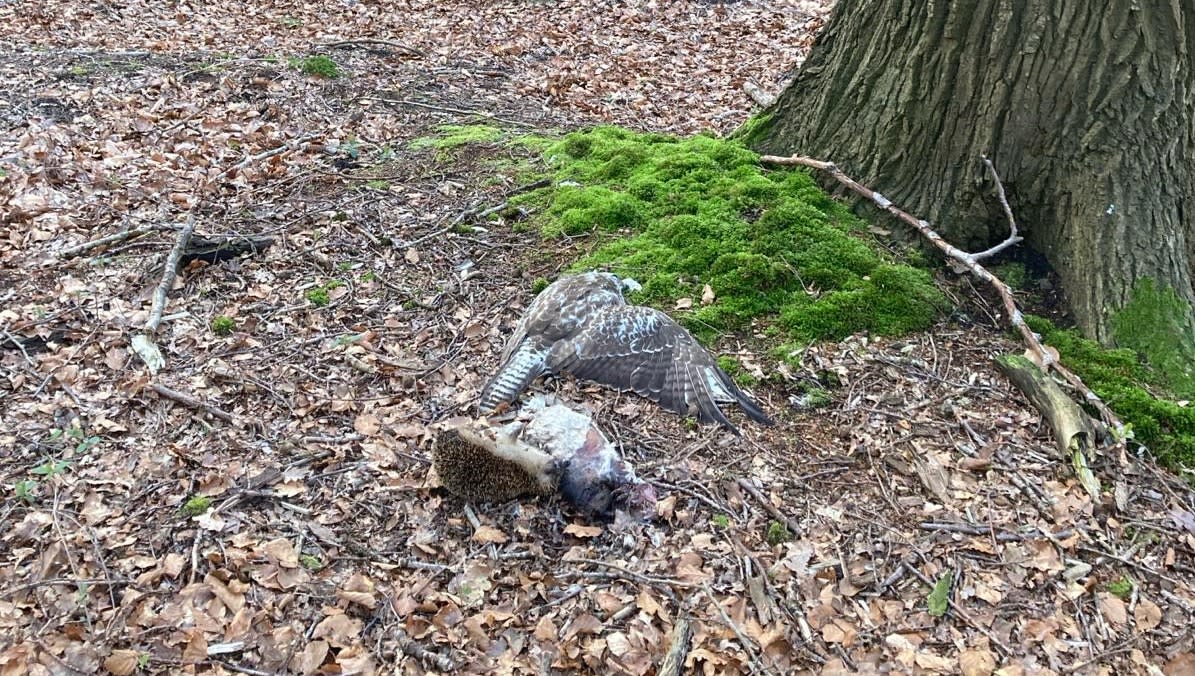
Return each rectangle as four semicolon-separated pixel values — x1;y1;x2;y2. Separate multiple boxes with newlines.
750;0;1195;347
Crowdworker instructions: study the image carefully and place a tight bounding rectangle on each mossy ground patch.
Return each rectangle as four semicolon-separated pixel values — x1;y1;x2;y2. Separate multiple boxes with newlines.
515;126;946;349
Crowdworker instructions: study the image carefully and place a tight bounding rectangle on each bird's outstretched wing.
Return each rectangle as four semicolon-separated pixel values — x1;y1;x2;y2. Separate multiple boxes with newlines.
546;305;773;432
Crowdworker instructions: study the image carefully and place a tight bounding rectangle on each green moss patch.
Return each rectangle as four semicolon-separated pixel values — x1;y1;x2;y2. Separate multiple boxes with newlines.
517;126;945;346
1026;315;1195;468
1111;279;1195;397
410;124;505;152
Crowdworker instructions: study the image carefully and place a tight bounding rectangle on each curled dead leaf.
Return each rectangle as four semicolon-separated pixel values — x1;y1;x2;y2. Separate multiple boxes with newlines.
563;522;603;538
471;525;509;544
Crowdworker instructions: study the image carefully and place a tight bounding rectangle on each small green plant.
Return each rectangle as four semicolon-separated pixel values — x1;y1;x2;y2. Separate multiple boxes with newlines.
531;277;550;294
137;653;151;670
306;280;345;308
927;572;952;617
279;16;302;28
31;459;71;478
292;55;340;78
14;479;37;503
181;496;213;516
364;179;390;191
62;425;100;453
1106;577;1133;600
211;315;236;336
306;287;330;307
361;270;376;282
765;521;791;545
711;514;731;529
300;554;323;571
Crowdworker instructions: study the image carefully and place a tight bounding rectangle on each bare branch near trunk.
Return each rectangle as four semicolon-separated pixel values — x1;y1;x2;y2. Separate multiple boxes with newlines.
760;153;1124;442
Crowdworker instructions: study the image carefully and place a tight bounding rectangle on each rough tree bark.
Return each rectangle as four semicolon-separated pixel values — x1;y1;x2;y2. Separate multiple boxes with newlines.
749;0;1195;346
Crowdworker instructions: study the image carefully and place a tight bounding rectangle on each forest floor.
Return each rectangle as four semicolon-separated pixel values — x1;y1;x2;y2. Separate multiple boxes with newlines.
2;1;1195;675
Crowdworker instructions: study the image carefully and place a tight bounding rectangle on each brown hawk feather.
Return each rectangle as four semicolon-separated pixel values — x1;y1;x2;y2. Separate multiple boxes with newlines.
479;272;772;432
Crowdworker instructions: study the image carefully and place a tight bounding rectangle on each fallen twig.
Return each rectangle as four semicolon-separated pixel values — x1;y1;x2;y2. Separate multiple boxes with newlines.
367;96;535;128
398;178;551;249
150;382;236;424
737;478;802;537
919;521;1074;542
760;154;1125;439
573;558;695;589
320;38;424;58
657;617;693;676
144;215;195;333
58;223;160;259
700;583;772;674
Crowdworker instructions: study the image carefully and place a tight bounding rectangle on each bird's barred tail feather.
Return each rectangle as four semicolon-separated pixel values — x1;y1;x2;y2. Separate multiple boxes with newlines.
478;340;548;413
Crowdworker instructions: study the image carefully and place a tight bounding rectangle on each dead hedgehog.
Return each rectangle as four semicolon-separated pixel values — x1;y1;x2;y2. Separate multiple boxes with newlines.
430;401;656;519
431;425;559;502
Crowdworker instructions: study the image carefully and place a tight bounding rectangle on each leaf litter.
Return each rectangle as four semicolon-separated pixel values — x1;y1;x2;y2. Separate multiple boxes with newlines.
1;1;1194;674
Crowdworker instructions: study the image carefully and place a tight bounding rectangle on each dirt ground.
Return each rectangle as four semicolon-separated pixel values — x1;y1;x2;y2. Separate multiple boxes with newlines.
2;1;1195;674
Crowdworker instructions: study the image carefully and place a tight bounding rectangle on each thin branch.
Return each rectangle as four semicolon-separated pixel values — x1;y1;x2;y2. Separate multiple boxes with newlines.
150;382;237;423
365;96;535;128
969;155;1023;260
319;38;424;58
58;224;160;259
760;154;1125;438
737;478;802;537
657;617;693;676
1;328;36;366
223;133;322;179
143;215;195;333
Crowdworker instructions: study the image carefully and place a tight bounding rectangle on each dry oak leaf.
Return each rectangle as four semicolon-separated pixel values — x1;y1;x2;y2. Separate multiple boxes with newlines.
290;639;329;676
103;650;141;676
337;572;378;610
472;525;509;544
563;522;603;538
1134;597;1162;632
1097;592;1129;626
1165;653;1195;675
353;412;381;436
959;647;997;676
314;612;364;649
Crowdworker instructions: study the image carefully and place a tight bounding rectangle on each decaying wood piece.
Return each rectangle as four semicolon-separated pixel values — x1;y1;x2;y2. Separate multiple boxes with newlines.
996;355;1100;498
657;617;693;676
760;153;1124;479
179;234;274;268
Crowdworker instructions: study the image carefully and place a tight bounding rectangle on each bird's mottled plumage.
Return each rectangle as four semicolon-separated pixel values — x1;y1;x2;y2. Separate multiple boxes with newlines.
479;272;772;432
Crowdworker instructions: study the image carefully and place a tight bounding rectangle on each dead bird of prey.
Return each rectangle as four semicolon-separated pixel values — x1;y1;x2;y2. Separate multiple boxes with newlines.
478;271;773;432
432;397;656;519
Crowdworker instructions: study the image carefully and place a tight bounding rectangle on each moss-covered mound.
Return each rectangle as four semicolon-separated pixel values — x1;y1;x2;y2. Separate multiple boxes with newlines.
1026;315;1195;468
521;127;946;344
